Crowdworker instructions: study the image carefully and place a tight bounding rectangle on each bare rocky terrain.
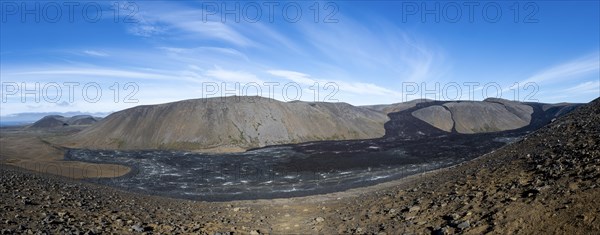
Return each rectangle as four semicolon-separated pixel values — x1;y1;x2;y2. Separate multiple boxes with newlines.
60;97;389;152
411;105;454;132
0;97;597;234
442;100;532;133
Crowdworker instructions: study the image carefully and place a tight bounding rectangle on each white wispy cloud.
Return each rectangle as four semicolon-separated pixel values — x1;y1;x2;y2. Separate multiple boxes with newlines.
12;68;174;80
522;53;600;84
126;5;167;37
267;70;315;84
242;23;303;55
3;66;210;86
206;67;263;84
125;4;254;47
561;80;600;94
117;2;447;102
267;69;400;97
124;2;303;52
158;46;251;65
171;20;253;47
498;53;600;102
297;18;446;83
82;50;109;57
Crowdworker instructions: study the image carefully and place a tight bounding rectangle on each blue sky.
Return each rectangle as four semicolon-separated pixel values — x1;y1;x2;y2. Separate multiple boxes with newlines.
1;1;599;115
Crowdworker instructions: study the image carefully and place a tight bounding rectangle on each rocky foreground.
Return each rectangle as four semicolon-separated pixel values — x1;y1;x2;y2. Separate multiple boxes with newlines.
0;98;599;234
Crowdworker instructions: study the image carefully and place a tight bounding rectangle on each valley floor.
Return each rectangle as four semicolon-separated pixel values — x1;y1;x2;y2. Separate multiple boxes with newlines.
0;126;129;179
0;99;599;234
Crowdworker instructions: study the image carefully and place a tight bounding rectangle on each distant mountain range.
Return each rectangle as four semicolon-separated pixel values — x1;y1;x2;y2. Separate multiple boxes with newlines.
0;112;110;124
28;115;101;128
52;96;580;152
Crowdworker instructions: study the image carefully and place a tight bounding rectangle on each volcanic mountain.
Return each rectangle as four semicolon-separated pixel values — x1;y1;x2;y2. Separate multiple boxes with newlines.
61;96;579;152
369;98;579;136
62;96;389;152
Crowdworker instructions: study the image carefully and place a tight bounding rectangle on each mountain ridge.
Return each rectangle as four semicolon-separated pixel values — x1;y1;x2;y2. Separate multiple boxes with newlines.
59;96;581;152
61;96;389;152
